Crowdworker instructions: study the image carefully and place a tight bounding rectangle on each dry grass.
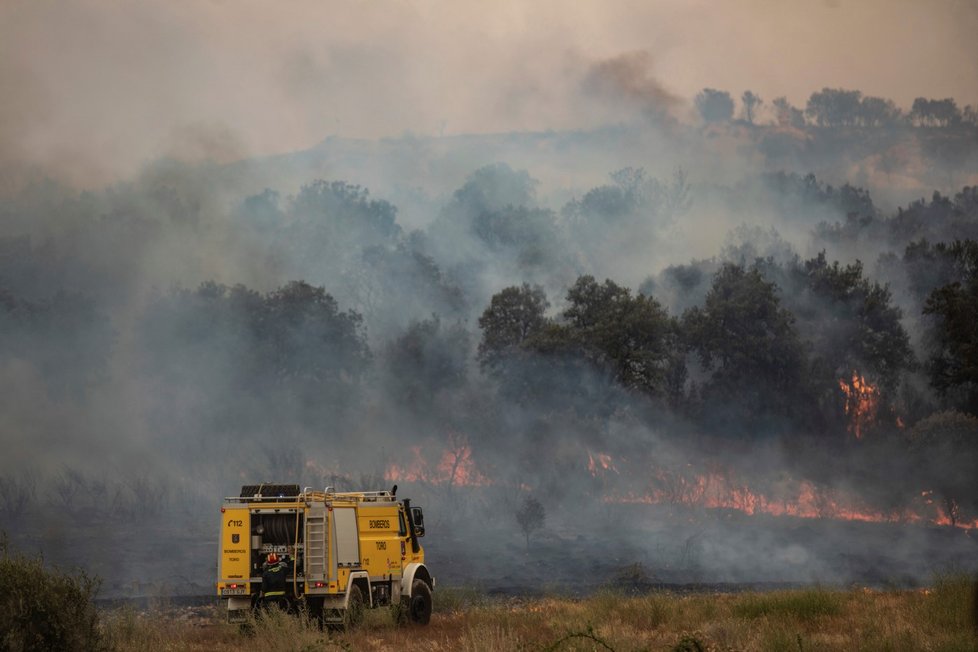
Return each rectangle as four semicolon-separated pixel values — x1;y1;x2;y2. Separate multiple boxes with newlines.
102;577;977;652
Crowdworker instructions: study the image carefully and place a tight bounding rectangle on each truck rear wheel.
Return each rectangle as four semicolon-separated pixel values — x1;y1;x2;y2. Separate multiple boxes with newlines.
407;579;432;625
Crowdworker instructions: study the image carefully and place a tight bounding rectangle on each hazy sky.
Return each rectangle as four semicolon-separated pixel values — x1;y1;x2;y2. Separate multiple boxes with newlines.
2;0;976;187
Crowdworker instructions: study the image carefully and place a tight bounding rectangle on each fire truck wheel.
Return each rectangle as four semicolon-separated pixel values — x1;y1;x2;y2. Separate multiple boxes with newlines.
408;579;432;625
345;584;365;630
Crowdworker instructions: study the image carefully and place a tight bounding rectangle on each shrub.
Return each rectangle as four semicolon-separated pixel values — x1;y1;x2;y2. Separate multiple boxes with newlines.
672;631;709;652
0;533;105;651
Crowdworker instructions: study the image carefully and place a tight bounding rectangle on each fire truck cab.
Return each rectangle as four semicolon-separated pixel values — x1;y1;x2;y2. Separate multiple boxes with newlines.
217;484;433;628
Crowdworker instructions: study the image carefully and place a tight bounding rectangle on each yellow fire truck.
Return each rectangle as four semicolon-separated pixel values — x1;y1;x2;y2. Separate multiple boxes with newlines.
217;484;433;627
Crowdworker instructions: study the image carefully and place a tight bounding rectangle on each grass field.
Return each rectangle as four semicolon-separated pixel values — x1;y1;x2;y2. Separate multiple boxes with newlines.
102;576;977;652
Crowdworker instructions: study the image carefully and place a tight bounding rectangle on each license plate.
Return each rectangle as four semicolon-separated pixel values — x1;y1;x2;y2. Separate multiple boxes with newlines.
222;587;247;596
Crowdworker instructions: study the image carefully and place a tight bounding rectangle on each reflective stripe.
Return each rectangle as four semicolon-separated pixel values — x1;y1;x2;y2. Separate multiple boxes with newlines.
264;591;285;597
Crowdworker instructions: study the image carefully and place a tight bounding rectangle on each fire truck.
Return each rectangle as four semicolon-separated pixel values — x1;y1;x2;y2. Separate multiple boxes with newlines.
217;484;433;628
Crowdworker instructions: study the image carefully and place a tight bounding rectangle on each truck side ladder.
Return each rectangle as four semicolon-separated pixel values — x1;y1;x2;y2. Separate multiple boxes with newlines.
305;504;327;581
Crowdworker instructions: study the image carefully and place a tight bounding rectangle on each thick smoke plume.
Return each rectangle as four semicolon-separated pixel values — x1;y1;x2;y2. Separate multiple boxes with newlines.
2;2;978;598
582;51;683;127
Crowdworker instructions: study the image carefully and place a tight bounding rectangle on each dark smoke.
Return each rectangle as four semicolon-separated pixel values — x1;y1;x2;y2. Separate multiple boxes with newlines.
582;51;683;128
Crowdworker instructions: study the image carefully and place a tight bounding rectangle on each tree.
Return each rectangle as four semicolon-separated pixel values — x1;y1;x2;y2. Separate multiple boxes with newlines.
384;316;469;410
741;90;763;124
0;287;114;397
354;243;464;336
805;88;863;127
52;466;84;510
259;281;371;388
684;265;801;380
923;240;978;413
765;172;878;226
683;264;809;430
772;96;805;128
963;105;978;127
291;180;400;244
286;180;402;280
515;496;545;549
564;167;690;227
425;164;550;284
471;205;562;270
765;253;915;435
907;410;978;525
140;280;370;401
477;284;550;370
0;472;36;521
448;163;538;219
236;188;283;231
557;276;683;399
291;179;401;256
857;96;903;127
792;253;913;394
563;168;691;276
567;167;649;222
910;98;962;127
695;88;734;123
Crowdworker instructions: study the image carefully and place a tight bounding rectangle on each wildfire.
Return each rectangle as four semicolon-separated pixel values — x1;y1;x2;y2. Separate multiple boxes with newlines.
383;439;978;531
385;433;490;487
600;458;978;530
921;490;978;529
839;371;879;438
587;451;618;477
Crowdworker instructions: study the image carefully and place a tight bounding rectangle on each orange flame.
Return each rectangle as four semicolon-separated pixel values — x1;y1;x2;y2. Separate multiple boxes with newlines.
587;452;618;477
603;464;977;529
920;490;978;528
385;433;490;487
838;371;879;439
386;442;978;530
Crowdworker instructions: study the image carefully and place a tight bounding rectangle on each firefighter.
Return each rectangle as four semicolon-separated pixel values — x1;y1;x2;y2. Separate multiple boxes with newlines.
261;553;288;609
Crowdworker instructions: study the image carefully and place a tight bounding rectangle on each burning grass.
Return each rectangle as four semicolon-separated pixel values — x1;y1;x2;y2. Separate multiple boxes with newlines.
100;578;977;651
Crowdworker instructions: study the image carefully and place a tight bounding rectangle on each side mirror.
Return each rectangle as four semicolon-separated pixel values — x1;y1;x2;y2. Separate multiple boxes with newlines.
410;506;425;538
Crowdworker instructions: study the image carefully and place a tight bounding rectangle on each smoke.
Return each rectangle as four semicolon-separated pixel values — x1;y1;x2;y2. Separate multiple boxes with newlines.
581;51;683;127
1;1;978;597
2;121;977;595
3;1;977;190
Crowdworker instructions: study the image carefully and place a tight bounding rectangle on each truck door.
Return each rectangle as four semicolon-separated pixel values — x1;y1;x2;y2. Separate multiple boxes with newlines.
332;507;360;567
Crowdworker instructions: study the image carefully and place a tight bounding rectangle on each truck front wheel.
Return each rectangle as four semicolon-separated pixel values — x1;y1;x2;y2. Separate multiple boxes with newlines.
407;579;432;625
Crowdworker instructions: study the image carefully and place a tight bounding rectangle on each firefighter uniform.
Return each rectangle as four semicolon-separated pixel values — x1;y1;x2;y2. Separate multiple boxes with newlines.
262;558;289;599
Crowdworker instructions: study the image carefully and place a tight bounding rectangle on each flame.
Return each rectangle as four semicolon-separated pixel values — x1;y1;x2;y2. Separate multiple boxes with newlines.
604;464;977;529
838;371;879;438
381;440;978;531
587;451;618;477
920;490;978;528
385;433;490;487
